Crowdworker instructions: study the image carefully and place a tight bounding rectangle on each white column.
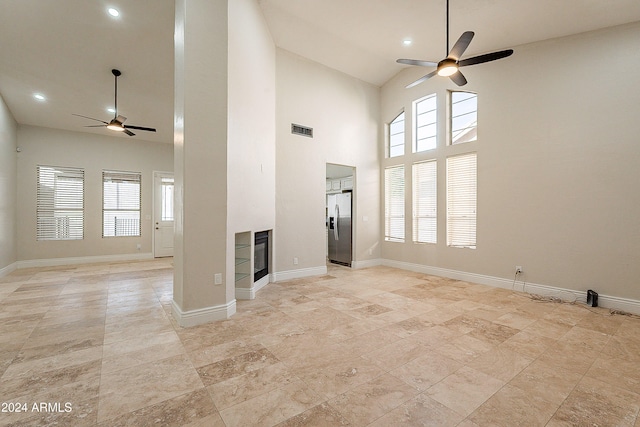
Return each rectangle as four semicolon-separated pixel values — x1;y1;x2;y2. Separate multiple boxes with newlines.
172;0;235;327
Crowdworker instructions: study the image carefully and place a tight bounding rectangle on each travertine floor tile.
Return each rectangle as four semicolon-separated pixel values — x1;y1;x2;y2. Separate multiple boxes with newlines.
425;366;505;417
328;373;419;426
97;354;204;422
1;260;639;426
219;379;323;426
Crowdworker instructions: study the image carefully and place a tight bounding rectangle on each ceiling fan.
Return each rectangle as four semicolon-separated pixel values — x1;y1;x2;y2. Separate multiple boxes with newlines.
397;0;513;88
73;69;156;136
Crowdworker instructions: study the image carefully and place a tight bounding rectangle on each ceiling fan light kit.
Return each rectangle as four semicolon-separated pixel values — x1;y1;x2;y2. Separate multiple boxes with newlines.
72;69;156;137
397;0;513;88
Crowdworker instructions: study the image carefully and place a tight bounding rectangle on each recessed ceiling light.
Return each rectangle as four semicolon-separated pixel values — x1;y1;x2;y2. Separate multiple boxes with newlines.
33;93;46;101
402;39;412;46
108;8;120;17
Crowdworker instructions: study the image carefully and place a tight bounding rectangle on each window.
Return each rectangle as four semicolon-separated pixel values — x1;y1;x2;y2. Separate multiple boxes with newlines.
36;166;84;240
161;177;174;221
384;165;405;242
447;153;477;248
413;160;437;244
103;170;141;237
451;91;477;145
414;94;437;152
388;111;405;157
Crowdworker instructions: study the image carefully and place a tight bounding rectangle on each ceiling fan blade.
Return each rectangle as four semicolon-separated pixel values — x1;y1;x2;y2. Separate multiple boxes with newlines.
397;59;438;67
406;70;439;89
84;125;107;128
123;129;135;136
459;49;514;67
448;31;474;61
124;125;157;132
449;70;468;86
72;113;108;124
116;115;127;124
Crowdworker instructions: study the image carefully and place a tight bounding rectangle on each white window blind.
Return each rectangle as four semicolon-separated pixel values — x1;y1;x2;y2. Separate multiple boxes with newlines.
36;166;84;240
413;160;437;244
451;91;477;144
103;170;141;237
447;153;477;248
414;94;437;152
389;111;405;157
161;177;174;221
384;165;405;242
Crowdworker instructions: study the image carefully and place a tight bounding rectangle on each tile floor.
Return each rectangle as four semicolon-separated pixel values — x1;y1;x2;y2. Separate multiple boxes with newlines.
1;259;640;426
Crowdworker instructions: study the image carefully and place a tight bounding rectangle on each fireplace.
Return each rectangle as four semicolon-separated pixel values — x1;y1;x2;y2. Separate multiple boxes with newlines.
254;231;269;282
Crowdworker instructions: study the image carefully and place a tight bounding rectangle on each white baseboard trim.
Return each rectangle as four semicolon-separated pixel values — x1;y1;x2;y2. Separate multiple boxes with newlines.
381;259;640;316
254;274;270;293
351;258;382;269
235;287;254;300
272;266;327;282
236;275;272;300
0;262;17;278
171;299;236;328
15;253;154;269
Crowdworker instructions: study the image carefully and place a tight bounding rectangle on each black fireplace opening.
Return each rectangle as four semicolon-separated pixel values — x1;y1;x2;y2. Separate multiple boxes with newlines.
254;231;269;282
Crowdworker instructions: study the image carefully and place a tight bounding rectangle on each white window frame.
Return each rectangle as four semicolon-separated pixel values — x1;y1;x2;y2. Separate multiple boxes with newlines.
412;160;437;244
384;165;405;242
103;170;142;237
450;91;477;145
413;93;437;152
36;165;84;241
446;153;477;249
388;111;405;158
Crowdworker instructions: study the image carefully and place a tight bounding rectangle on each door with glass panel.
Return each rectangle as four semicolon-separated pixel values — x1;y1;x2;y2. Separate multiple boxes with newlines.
153;172;174;257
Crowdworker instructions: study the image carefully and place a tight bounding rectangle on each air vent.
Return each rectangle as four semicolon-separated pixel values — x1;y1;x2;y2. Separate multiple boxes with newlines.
291;123;313;138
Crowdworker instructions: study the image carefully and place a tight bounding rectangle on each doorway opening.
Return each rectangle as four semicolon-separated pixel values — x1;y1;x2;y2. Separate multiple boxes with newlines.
326;163;355;267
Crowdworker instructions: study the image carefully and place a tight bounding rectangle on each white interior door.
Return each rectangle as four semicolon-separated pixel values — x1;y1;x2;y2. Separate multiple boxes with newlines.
153;172;174;257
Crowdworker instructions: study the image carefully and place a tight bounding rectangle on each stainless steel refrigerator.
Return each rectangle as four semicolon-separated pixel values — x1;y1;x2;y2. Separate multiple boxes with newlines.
327;191;352;266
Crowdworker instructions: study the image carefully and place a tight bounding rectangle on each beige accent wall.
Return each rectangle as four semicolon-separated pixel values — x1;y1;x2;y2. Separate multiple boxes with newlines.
275;49;381;273
0;94;17;272
227;0;276;282
16;125;172;262
380;22;640;300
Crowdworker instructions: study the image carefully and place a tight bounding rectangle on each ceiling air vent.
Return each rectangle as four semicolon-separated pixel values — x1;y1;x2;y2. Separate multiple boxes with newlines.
291;123;313;138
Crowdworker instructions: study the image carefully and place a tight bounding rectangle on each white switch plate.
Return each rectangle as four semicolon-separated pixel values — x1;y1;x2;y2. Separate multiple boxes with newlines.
214;273;222;285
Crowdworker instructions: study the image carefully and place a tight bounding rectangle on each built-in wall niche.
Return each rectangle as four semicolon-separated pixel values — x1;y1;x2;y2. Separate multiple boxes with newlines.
234;231;252;290
234;230;272;300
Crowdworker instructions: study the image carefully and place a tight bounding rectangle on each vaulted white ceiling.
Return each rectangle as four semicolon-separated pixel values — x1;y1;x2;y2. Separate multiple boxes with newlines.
2;0;639;144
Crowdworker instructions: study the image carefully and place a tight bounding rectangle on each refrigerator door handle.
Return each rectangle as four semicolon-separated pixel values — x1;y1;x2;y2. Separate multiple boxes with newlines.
334;204;339;240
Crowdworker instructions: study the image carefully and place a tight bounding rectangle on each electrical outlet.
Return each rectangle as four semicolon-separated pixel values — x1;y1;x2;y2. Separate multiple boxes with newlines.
214;273;222;285
293;257;299;265
515;266;523;274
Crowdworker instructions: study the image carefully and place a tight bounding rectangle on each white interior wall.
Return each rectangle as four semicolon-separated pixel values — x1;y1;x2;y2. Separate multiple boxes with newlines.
227;0;276;284
380;22;640;301
0;94;17;273
16;125;173;263
275;49;381;276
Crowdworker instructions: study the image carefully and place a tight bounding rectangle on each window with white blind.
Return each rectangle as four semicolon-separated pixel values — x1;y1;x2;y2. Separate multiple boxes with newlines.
451;91;477;145
412;160;437;244
36;166;84;240
446;153;477;248
161;177;174;221
388;111;405;158
414;94;437;152
384;165;405;242
103;170;141;237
